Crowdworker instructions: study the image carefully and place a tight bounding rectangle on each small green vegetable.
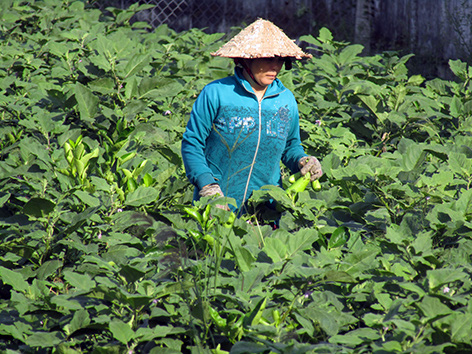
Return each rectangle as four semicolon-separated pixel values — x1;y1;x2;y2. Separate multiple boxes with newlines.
183;206;203;224
288;172;301;184
312;179;321;191
224;212;236;228
286;172;311;194
209;306;227;328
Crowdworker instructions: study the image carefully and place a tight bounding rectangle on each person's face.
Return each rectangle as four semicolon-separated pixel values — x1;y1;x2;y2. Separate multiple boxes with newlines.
246;57;284;87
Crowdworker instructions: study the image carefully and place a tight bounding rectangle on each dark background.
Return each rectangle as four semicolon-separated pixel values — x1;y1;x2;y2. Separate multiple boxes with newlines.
91;0;472;80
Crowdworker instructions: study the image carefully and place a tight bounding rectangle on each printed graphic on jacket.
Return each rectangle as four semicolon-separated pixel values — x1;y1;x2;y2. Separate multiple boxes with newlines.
206;104;293;203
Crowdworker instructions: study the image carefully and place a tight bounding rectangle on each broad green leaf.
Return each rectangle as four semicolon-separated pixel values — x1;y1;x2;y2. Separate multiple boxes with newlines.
135;325;174;341
119;264;146;283
75;83;99;121
26;332;63;348
138;77;183;99
63;270;96;292
36;260;63;280
0;323;27;341
328;226;349;249
323;270;355;283
305;306;339;336
123;53;151;78
109;319;134;345
125;76;139;99
451;312;472;344
125;186;158;206
233;244;256;273
74;190;100;208
339;244;380;276
22;197;56;218
383;299;402;322
230;342;268;354
50;296;83;311
337;44;363;66
263;237;286;263
427;268;468;291
243;297;267;327
102;245;140;265
64;309;91;336
449;59;468;80
417;295;453;319
0;266;29;292
450;96;464;117
121;293;152;309
358;95;379;114
318;27;333;43
329;328;380;346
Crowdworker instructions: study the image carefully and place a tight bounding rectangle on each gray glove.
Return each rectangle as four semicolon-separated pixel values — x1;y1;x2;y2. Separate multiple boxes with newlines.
199;183;229;210
299;156;323;181
199;183;224;198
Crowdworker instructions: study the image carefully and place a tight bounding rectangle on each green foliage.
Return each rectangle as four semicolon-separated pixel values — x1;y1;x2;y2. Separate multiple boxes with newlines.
1;1;472;352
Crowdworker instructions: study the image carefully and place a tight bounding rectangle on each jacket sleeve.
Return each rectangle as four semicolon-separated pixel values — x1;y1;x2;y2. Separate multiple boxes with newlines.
281;95;307;173
181;85;220;190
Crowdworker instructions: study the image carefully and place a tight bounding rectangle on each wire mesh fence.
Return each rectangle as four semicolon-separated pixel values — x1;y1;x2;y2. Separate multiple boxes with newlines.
92;0;317;39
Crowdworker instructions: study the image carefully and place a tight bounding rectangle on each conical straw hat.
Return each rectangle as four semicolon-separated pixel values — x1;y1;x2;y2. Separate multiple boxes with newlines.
211;18;312;59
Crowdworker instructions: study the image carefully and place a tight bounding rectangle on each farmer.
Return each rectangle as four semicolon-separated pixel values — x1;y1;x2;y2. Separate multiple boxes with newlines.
181;18;323;219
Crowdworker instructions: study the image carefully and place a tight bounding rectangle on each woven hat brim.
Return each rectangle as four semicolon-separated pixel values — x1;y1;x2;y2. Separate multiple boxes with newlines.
211;19;312;59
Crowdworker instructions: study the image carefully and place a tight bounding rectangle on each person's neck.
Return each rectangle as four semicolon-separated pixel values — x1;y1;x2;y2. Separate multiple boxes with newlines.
242;69;267;101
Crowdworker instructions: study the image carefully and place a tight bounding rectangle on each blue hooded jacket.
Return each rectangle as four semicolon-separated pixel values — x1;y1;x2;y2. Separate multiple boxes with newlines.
181;67;307;212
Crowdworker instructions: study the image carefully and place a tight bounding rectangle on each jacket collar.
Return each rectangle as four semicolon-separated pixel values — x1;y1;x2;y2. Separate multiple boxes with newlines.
234;66;286;98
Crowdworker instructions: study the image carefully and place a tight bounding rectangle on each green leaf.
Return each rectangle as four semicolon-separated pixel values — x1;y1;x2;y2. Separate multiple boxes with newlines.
26;332;63;348
63;270;96;292
417;295;453;320
450;96;464;117
329;328;380;346
337;44;363;66
75;83;99;121
323;270;355;283
318;27;333;43
123;53;151;78
0;192;11;207
119;264;146;283
427;268;468;291
22;197;56;218
64;309;91;337
125;185;158;206
102;245;140;265
138;78;183;100
305;306;339;336
243;297;267;327
449;59;468;80
0;266;29;292
36;260;63;280
358;95;379;114
233;244;256;272
451;312;472;344
109;319;134;345
328;226;349;249
74;190;101;208
263;237;285;263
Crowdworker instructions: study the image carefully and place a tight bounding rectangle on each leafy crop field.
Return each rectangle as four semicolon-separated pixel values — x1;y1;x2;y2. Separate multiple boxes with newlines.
1;1;472;353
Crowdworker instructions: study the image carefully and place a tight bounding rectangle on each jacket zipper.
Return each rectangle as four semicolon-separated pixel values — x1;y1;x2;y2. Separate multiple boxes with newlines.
240;90;285;211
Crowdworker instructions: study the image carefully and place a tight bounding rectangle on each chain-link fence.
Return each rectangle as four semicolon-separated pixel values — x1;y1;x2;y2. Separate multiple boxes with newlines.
92;0;317;39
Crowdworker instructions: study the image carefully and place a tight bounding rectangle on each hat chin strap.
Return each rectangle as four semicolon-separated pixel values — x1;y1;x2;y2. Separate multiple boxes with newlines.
235;59;263;88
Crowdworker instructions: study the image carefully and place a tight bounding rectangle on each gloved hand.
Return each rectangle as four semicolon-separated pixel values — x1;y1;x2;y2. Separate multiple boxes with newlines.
199;183;229;210
199;183;224;198
299;156;323;181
